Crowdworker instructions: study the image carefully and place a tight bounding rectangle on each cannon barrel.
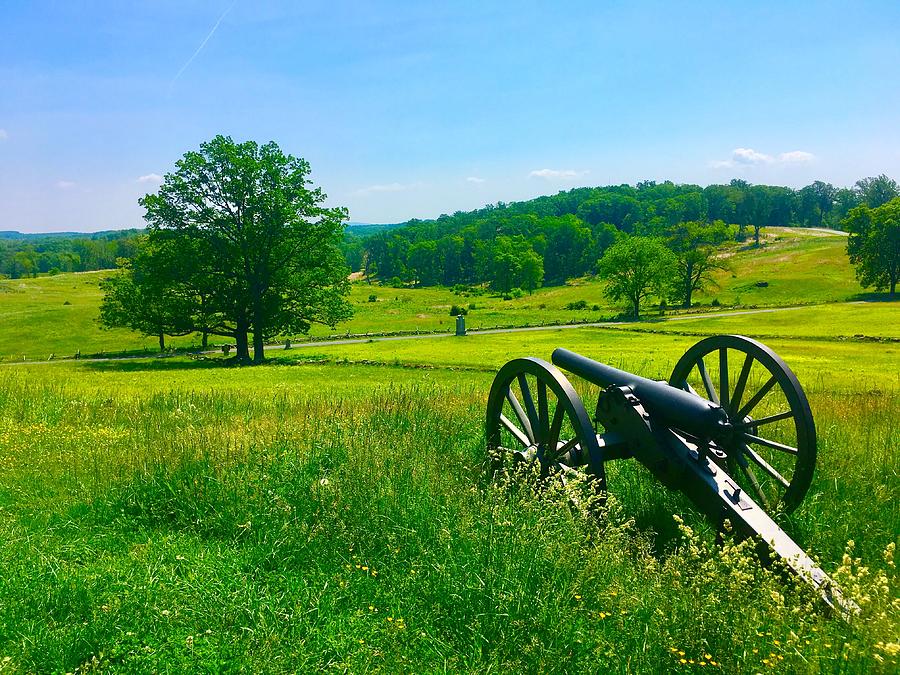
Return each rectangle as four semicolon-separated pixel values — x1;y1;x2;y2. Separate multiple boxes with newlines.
551;348;730;440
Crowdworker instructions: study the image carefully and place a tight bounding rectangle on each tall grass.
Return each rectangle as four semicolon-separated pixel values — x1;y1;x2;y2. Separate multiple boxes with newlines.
0;366;896;672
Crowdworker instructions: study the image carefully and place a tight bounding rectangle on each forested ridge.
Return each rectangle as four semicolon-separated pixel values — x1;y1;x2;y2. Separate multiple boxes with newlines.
0;229;142;278
355;176;898;291
4;176;897;294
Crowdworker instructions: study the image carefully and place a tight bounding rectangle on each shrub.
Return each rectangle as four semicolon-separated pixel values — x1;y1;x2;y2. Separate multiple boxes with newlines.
564;300;589;311
368;294;377;303
468;303;477;310
390;276;403;288
711;298;721;306
449;305;468;316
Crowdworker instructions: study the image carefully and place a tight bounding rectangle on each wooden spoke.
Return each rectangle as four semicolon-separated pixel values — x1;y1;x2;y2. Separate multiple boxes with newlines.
517;374;540;434
537;380;549;445
548;436;580;461
730;353;754;416
744;433;798;455
548;403;565;448
697;357;719;404
740;462;771;510
735;375;777;420
741;444;791;489
506;389;534;443
499;414;530;448
735;410;794;429
670;335;817;515
487;357;607;494
719;347;730;410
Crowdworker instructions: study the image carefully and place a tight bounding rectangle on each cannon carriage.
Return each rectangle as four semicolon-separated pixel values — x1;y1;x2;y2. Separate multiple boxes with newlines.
486;334;855;618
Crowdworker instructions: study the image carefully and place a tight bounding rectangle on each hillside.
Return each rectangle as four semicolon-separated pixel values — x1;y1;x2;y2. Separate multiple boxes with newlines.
0;228;870;360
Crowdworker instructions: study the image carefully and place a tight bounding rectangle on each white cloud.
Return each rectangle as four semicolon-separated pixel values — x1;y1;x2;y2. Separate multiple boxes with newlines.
137;173;163;183
732;148;773;165
711;147;816;169
0;129;7;141
354;182;420;196
466;176;486;184
56;180;76;189
528;168;589;180
778;150;815;163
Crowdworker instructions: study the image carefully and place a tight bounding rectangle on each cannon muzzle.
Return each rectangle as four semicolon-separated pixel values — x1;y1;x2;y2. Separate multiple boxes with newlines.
551;347;730;441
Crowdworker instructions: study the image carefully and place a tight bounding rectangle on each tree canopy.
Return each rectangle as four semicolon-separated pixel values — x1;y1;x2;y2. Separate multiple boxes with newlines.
844;197;900;297
597;236;676;318
356;176;895;290
100;136;351;362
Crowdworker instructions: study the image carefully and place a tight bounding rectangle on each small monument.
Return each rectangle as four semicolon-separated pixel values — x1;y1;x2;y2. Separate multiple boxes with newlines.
455;314;466;336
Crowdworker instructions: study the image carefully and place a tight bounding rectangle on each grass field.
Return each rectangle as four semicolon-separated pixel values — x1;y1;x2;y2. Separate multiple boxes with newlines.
0;227;869;361
0;312;897;671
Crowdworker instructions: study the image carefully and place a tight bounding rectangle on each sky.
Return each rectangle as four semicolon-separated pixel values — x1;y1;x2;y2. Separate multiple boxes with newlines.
1;1;899;232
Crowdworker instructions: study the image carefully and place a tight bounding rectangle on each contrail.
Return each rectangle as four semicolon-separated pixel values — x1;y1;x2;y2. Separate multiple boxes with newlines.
169;0;238;90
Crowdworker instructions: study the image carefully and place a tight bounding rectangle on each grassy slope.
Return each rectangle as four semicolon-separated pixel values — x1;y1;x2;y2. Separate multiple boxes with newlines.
0;271;200;360
0;227;870;360
0;320;897;671
623;302;900;340
693;228;863;306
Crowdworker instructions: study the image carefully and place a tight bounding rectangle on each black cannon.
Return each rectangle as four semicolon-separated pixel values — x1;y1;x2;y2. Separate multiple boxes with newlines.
486;334;856;617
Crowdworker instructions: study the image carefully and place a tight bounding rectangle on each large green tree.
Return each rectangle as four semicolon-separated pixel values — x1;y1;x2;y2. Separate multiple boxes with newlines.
109;136;351;363
844;197;900;297
99;237;196;350
666;220;732;308
855;174;900;209
597;236;675;318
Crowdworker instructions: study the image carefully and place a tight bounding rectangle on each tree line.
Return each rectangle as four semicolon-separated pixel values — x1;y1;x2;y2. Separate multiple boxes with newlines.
359;175;900;291
0;231;141;278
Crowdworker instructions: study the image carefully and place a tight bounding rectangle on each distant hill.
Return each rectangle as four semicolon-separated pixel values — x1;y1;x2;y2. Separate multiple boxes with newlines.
1;229;144;241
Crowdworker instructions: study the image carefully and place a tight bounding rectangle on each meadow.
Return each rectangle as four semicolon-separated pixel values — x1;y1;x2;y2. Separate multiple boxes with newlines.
0;227;863;361
0;301;897;672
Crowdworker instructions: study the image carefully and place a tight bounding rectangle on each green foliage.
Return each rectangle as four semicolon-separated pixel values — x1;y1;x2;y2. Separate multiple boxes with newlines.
134;136;352;362
844;197;900;296
855;174;900;208
0;230;140;278
356;177;883;290
597;237;676;317
666;220;733;307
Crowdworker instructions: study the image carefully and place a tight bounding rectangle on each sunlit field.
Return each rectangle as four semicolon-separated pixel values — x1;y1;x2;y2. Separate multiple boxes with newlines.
0;228;864;361
0;317;896;671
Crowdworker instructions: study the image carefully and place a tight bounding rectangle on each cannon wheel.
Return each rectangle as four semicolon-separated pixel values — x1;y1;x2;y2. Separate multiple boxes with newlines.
669;335;816;514
486;357;606;492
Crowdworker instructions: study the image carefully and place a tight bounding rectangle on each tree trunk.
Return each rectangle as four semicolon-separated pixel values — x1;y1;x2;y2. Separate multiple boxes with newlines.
253;330;265;364
235;319;251;363
251;291;267;363
201;331;208;349
158;333;165;351
684;262;694;308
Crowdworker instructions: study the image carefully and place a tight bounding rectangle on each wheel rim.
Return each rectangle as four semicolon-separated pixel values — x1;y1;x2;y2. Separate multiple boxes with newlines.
669;335;816;514
486;357;606;491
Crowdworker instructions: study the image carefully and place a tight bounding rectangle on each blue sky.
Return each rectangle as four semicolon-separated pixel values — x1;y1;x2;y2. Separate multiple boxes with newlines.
1;1;899;232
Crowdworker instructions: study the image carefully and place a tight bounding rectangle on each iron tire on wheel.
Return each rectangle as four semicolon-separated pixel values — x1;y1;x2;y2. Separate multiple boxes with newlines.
486;357;606;492
669;334;816;514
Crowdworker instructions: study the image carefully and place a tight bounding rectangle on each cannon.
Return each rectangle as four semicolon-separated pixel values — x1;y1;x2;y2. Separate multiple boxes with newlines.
486;334;856;618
